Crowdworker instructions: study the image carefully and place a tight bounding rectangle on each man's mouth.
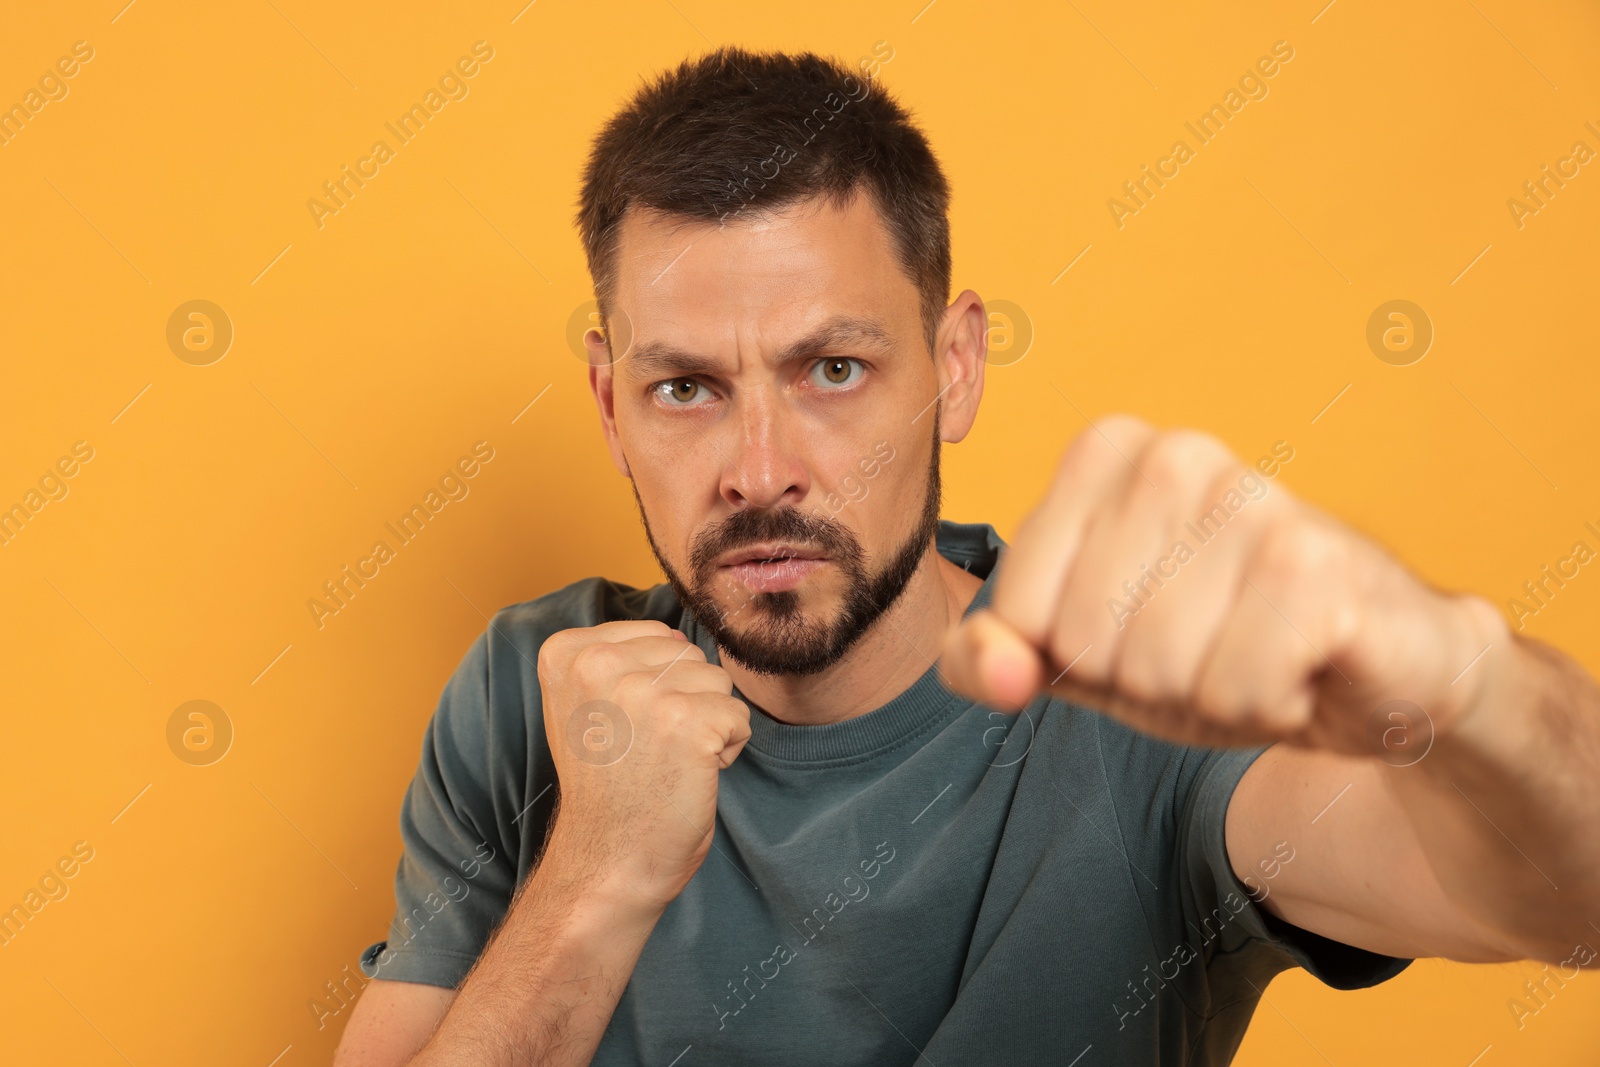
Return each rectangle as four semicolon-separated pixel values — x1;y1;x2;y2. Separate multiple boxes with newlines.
716;543;828;568
712;543;832;594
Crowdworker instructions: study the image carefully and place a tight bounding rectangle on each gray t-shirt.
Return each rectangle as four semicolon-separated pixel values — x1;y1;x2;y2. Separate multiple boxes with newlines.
361;519;1409;1065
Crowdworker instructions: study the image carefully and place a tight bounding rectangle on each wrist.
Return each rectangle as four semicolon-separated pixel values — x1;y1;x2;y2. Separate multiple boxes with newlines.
537;817;680;918
1426;592;1534;778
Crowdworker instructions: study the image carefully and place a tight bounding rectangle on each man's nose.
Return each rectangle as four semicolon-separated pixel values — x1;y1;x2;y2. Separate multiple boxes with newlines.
718;396;811;510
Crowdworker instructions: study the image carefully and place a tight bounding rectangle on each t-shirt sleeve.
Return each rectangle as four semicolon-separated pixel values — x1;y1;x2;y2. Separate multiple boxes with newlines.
1177;745;1413;991
359;628;522;988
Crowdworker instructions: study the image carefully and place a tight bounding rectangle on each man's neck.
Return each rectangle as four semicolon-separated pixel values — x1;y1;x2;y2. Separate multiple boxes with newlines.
720;547;986;727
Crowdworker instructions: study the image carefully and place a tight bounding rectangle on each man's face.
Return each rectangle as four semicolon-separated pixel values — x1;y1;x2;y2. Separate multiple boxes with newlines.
591;190;952;677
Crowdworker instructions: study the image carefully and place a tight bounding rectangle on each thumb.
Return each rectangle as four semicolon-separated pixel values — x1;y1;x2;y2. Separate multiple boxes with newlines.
940;609;1046;712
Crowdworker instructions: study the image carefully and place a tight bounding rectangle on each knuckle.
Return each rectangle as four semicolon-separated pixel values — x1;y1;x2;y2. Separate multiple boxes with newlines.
1253;519;1333;585
1056;415;1150;485
1091;413;1153;446
535;639;560;677
654;690;692;720
537;626;578;670
1190;461;1269;536
1141;430;1232;493
714;697;753;743
1046;445;1099;498
701;664;735;694
612;668;655;706
570;639;620;680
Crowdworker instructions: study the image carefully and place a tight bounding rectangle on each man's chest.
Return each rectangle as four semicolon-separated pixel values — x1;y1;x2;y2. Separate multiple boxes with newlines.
590;721;1182;1064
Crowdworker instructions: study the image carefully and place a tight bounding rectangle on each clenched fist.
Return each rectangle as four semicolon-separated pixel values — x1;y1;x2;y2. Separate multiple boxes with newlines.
940;415;1505;756
537;619;752;909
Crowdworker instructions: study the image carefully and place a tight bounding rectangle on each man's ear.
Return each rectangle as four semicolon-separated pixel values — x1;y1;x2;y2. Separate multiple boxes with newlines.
586;326;632;478
932;289;988;445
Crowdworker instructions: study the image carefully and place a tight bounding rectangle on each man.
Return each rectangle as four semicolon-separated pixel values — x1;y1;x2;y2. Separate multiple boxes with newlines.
336;46;1600;1066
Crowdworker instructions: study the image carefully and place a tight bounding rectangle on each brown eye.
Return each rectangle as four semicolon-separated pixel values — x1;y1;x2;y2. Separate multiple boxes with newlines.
655;378;708;406
815;358;861;388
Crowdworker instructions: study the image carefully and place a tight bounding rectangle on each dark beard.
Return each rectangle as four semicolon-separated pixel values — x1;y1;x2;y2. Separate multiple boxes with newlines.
632;405;943;678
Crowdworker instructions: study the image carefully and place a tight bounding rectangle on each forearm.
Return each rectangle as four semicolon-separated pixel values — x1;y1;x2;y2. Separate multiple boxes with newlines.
1388;600;1600;962
410;823;664;1066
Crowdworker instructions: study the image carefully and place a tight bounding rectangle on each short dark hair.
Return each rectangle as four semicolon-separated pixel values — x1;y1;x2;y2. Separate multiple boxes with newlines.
575;45;952;358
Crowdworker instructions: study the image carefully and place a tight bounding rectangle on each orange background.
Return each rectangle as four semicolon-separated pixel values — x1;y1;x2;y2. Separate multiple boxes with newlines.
2;0;1597;1063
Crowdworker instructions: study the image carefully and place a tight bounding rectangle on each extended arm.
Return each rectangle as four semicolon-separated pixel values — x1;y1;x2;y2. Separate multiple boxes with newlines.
940;414;1600;970
1229;617;1600;966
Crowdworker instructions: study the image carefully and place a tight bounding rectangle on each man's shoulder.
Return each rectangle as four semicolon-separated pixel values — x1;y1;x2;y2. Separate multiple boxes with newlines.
482;573;685;661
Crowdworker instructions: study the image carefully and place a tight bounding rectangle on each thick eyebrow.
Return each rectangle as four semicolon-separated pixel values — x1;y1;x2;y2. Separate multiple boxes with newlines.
621;314;898;383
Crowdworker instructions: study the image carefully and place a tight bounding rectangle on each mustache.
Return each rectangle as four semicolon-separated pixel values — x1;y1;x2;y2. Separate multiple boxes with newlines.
690;507;861;575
